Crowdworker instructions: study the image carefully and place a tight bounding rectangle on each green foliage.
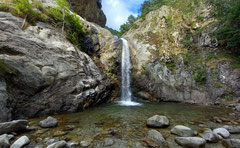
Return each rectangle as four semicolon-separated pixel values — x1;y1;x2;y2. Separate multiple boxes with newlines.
14;0;46;24
0;60;17;76
65;12;86;49
194;66;207;84
118;15;137;36
105;26;119;36
56;0;70;9
46;7;63;22
207;0;240;51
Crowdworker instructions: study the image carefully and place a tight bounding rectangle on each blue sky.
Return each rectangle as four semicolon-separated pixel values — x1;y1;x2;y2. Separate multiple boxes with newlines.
102;0;145;31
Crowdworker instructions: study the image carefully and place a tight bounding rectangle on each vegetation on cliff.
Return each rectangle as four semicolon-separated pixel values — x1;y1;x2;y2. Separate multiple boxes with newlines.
0;0;86;49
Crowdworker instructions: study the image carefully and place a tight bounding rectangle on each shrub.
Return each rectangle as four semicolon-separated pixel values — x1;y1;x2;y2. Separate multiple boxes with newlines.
65;12;86;49
194;66;207;84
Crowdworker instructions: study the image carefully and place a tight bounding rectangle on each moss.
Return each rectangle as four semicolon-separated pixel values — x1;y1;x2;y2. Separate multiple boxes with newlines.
0;60;17;76
194;65;207;84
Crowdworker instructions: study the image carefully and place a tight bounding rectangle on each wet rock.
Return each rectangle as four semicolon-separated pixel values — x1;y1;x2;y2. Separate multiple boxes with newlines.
175;137;206;148
223;139;240;148
0;120;28;135
39;116;58;128
147;115;169;127
171;125;196;137
137;91;152;100
223;125;240;134
235;105;240;112
45;138;59;145
10;136;30;148
147;129;167;147
0;134;14;148
63;125;75;131
200;129;220;143
47;140;67;148
67;142;79;148
80;141;90;147
213;128;230;138
53;131;67;137
104;138;114;147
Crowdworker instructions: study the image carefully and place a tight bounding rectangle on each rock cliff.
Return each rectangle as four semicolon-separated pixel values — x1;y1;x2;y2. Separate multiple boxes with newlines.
68;0;107;27
0;10;118;122
124;5;240;105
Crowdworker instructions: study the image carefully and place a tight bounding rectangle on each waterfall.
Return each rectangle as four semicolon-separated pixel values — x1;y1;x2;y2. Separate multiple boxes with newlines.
119;38;141;106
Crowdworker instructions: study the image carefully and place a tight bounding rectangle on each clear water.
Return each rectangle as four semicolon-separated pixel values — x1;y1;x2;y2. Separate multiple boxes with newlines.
23;102;239;148
120;38;140;106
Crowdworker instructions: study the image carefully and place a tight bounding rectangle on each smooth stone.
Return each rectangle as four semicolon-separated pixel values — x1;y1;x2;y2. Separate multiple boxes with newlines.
104;138;114;147
0;120;28;135
47;140;67;148
147;129;167;147
223;139;240;148
67;141;79;148
171;125;195;137
213;128;230;138
45;138;59;145
223;125;240;134
175;137;206;148
39;116;58;128
147;115;169;127
80;141;90;147
10;136;30;148
200;129;220;143
0;134;14;148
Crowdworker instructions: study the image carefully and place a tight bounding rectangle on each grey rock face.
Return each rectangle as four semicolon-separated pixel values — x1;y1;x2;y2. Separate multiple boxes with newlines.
175;137;206;148
0;134;14;148
39;116;58;128
0;12;113;121
10;136;30;148
0;120;28;135
213;128;230;138
147;115;169;127
223;139;240;148
171;125;196;137
69;0;106;27
47;141;67;148
0;80;11;122
147;129;167;147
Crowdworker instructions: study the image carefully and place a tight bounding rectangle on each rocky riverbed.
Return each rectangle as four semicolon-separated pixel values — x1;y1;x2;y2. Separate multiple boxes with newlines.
1;102;240;148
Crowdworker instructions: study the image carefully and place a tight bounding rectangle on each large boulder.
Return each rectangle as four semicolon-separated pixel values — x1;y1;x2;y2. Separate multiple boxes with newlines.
213;128;230;138
147;129;167;147
39;116;58;128
171;125;196;137
0;12;113;121
10;136;30;148
0;134;14;148
147;115;169;127
200;129;220;143
223;125;240;134
175;137;206;148
0;120;28;135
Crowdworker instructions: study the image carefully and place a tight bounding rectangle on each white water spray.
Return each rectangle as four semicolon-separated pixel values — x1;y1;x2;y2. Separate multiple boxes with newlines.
119;38;141;106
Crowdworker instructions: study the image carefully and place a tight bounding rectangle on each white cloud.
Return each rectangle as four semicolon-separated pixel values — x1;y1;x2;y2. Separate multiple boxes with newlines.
102;0;145;31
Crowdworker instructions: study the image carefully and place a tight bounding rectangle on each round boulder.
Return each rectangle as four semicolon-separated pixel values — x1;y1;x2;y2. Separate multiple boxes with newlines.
213;128;230;138
175;137;206;148
147;115;169;127
171;125;196;137
40;116;58;128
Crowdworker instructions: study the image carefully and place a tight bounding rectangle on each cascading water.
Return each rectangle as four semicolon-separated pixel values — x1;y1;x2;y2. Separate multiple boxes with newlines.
119;38;141;106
